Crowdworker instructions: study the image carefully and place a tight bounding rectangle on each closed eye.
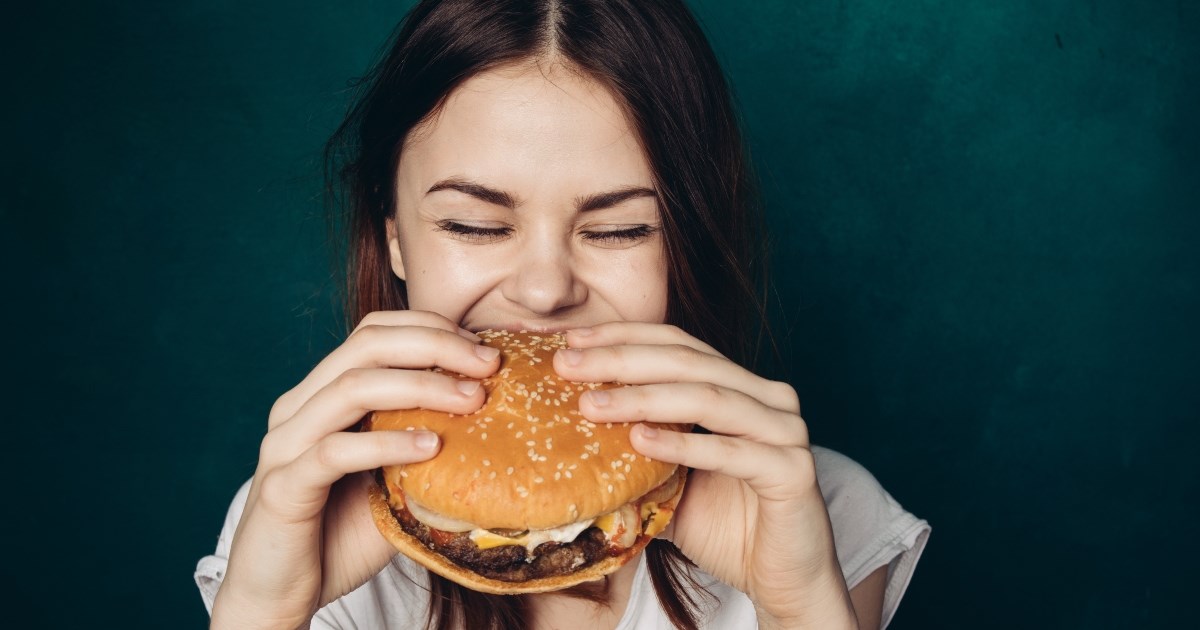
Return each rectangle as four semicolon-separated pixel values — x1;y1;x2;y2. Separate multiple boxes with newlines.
581;225;657;244
435;221;657;245
435;221;512;241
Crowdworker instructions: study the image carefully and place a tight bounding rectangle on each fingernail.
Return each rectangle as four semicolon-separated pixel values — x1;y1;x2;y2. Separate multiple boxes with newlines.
458;328;482;342
568;327;593;337
559;348;583;366
587;390;611;407
414;431;439;451
639;425;659;439
456;380;481;396
475;345;500;361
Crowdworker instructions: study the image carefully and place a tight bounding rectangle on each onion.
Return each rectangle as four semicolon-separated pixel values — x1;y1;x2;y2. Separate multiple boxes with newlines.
404;496;479;532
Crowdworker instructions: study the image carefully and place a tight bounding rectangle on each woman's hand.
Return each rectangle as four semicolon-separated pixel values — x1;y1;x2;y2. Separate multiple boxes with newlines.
211;310;501;629
555;323;858;629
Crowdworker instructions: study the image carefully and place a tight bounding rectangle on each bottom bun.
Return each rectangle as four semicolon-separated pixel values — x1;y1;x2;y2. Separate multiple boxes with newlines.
368;465;688;595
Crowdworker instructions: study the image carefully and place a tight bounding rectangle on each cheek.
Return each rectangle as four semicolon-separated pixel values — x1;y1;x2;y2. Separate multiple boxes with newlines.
592;248;670;323
402;242;501;314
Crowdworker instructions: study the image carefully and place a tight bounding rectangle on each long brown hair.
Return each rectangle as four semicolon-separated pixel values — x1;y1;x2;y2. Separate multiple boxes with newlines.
324;1;772;627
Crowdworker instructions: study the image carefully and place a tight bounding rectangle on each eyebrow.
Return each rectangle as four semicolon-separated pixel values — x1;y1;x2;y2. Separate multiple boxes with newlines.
426;177;657;212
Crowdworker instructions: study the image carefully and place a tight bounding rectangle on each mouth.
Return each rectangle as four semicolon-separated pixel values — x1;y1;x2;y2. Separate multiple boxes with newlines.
473;323;579;334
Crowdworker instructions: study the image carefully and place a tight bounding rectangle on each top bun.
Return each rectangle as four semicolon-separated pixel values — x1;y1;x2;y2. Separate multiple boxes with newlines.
365;330;682;530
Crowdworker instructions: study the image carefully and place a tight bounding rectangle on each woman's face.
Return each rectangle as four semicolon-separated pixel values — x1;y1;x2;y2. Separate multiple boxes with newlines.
387;61;668;333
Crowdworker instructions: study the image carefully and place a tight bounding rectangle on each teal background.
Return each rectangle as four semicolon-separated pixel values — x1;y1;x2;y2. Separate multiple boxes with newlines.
5;0;1197;627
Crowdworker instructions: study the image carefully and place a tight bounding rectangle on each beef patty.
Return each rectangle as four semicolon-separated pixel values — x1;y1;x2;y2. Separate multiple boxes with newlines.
387;488;615;582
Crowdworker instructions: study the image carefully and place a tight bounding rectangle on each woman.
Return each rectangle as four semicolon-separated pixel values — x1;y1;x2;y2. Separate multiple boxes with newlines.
195;1;930;628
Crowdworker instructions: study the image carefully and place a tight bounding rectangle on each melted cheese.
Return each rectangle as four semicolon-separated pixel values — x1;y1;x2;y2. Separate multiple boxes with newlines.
641;501;673;537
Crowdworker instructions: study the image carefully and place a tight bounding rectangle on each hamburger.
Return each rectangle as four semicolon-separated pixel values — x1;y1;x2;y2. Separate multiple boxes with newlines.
363;329;688;594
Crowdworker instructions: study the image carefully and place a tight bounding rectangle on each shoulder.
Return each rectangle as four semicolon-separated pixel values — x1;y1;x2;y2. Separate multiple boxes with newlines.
810;446;930;590
811;445;891;519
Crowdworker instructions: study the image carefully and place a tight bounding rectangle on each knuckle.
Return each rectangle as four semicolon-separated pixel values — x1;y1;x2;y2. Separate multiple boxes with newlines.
787;447;818;482
257;429;286;463
716;434;741;459
268;391;295;427
772;381;801;413
334;367;372;394
312;435;345;469
666;343;696;362
790;413;811;444
355;311;385;331
696;382;724;406
255;468;288;504
350;323;387;348
659;324;687;342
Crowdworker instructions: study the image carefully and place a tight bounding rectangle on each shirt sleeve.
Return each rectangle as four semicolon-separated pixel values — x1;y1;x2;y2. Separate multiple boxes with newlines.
193;478;253;615
811;446;931;629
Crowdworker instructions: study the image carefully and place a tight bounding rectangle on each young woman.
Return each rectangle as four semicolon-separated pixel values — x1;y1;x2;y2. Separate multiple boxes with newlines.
194;1;930;628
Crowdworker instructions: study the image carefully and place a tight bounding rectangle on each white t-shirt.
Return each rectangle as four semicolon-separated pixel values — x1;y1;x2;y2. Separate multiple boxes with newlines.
195;446;930;628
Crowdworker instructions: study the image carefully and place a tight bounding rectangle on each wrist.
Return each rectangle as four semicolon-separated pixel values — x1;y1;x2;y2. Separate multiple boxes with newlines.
211;581;316;630
752;569;858;629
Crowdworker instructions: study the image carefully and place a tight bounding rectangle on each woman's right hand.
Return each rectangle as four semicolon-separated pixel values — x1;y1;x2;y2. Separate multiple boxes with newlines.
210;310;501;629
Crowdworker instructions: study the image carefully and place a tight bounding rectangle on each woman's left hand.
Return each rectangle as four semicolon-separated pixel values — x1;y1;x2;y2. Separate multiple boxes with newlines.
554;322;857;629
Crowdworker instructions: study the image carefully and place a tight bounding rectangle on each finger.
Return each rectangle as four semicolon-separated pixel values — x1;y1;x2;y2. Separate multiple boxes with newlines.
554;344;800;414
353;309;478;340
272;323;501;427
262;368;484;465
579;383;809;448
564;322;722;358
628;425;815;501
256;430;440;520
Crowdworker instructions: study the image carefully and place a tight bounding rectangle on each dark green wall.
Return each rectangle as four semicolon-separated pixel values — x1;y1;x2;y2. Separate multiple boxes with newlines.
6;1;1196;627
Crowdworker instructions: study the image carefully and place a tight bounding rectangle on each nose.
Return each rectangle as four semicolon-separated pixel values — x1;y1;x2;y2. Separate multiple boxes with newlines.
500;236;587;317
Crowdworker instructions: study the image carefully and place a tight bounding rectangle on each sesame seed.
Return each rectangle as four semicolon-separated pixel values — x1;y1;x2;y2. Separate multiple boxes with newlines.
489;471;497;479
565;471;573;478
466;426;475;434
607;484;614;493
555;472;561;480
516;431;524;438
506;466;515;475
459;454;466;463
482;459;491;467
481;432;487;440
534;476;544;484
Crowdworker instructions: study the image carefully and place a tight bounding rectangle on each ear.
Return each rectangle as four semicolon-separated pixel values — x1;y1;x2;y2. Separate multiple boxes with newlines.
385;217;407;281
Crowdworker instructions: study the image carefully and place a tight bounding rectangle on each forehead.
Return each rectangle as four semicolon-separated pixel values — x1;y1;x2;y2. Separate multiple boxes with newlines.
397;61;653;193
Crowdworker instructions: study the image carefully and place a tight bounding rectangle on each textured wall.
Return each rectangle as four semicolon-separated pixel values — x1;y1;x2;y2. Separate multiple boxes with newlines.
5;1;1196;627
